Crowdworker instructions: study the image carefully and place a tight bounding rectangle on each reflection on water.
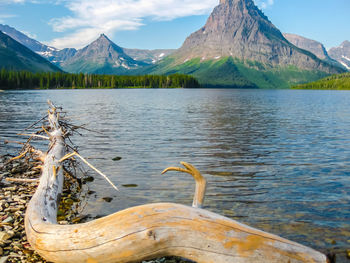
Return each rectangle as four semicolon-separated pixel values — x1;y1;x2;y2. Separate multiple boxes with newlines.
1;89;350;261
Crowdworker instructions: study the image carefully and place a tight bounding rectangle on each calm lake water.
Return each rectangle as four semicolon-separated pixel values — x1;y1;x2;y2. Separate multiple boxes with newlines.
1;89;350;261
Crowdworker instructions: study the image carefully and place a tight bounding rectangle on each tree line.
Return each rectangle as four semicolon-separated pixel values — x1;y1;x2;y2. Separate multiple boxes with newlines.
0;69;201;89
293;72;350;90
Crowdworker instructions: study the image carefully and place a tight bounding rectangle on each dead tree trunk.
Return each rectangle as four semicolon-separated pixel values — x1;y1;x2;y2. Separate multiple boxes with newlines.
25;104;328;263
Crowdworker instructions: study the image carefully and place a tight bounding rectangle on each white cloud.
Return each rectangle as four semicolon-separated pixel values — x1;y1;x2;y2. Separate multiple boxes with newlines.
254;0;274;9
48;0;218;49
49;20;143;48
0;14;17;23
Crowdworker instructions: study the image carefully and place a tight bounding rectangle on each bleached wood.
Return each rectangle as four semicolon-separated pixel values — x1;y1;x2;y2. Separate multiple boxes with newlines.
25;105;328;263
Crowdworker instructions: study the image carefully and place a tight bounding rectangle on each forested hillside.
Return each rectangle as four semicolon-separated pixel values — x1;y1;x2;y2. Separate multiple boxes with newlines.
293;73;350;89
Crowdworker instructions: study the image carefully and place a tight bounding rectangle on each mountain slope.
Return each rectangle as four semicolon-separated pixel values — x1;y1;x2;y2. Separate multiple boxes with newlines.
293;72;350;89
328;41;350;71
150;0;343;88
0;31;61;72
0;24;78;67
0;24;174;68
61;34;147;74
283;33;330;60
0;24;56;54
123;48;175;64
283;33;345;70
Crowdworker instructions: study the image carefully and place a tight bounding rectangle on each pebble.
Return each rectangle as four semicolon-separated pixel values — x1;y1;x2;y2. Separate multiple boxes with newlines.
2;216;13;224
0;232;11;242
102;197;113;202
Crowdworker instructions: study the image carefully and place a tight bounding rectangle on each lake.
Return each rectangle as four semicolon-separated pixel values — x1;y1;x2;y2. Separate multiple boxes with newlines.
1;89;349;261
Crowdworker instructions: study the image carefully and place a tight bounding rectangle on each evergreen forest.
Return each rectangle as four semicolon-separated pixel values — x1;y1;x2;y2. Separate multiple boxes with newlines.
0;69;200;89
293;72;350;89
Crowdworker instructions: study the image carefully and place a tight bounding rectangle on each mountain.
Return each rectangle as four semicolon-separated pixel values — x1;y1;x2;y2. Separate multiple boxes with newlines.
328;41;350;71
0;30;61;72
48;48;77;66
60;34;147;74
149;0;344;88
283;33;330;60
0;24;174;67
0;24;78;67
0;24;56;54
123;48;175;64
283;33;346;70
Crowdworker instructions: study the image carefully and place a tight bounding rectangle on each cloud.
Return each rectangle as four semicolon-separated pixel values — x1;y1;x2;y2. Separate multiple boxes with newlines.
254;0;274;9
48;0;218;49
0;14;17;23
49;20;143;48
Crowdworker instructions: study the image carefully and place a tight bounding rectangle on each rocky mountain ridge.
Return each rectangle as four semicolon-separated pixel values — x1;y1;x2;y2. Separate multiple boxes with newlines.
283;33;330;61
0;24;173;70
0;30;60;72
328;41;350;70
0;24;56;54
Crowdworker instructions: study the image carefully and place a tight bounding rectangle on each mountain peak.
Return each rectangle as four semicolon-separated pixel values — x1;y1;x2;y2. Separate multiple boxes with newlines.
329;40;350;71
96;33;112;43
175;0;285;63
219;0;250;5
99;33;108;39
61;33;145;74
340;40;350;48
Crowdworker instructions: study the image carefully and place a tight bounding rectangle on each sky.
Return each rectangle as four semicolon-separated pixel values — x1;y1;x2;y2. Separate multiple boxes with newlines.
0;0;349;50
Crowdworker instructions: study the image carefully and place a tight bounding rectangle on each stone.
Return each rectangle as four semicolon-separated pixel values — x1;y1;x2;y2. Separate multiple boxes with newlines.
2;216;13;224
0;232;10;242
102;197;113;202
0;172;10;177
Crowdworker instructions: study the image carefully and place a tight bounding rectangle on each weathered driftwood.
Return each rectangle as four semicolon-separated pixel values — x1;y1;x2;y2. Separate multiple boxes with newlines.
25;104;328;263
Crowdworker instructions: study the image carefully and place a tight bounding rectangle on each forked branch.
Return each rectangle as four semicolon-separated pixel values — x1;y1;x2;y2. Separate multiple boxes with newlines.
162;161;206;208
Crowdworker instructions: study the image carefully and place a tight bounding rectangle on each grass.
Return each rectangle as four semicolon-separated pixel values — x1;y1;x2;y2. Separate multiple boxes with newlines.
148;56;331;89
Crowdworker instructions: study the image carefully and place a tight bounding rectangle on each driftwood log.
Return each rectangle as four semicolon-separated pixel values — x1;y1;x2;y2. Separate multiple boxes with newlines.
24;104;328;263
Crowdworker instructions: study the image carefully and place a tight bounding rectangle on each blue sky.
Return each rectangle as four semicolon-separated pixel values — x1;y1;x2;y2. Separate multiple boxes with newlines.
0;0;348;50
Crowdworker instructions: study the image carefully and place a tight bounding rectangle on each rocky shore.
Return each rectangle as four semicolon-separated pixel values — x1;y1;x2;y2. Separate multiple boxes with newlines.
0;154;192;263
0;154;47;262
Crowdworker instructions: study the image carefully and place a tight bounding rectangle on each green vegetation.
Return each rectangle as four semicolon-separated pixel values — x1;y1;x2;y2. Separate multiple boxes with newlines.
148;56;330;89
0;31;61;73
0;69;200;89
292;72;350;89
